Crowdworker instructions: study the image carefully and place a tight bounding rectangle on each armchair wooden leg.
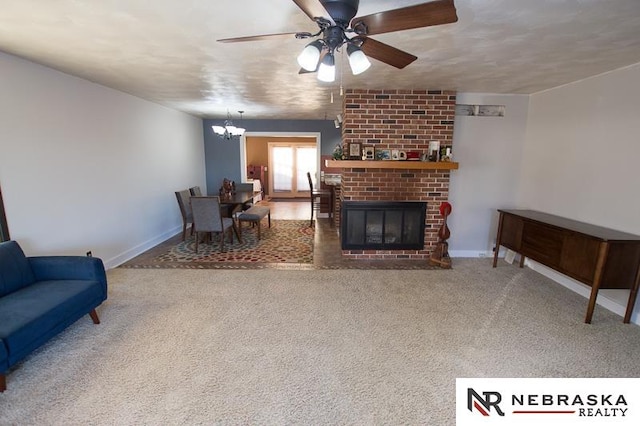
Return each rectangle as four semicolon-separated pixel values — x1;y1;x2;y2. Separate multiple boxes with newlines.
0;374;6;392
89;309;100;324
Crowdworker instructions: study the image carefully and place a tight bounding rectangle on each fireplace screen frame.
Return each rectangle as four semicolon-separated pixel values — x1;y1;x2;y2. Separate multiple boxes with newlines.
341;201;427;250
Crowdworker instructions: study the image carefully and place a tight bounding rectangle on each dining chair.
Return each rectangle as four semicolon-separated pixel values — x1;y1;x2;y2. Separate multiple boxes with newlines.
175;190;194;241
190;196;241;253
235;182;256;210
189;186;202;196
306;172;333;227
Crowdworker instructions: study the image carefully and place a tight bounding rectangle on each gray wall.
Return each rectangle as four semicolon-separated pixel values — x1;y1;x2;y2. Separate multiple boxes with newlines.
448;94;530;257
203;119;341;194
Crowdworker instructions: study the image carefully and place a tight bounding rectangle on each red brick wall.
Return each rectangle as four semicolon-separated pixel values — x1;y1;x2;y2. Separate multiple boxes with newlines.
339;89;456;259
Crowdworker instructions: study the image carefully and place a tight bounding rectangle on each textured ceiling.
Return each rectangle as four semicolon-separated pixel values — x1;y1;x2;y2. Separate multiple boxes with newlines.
1;0;639;120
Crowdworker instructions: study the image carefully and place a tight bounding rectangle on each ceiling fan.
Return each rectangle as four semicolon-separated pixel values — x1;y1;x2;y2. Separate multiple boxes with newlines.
218;0;458;82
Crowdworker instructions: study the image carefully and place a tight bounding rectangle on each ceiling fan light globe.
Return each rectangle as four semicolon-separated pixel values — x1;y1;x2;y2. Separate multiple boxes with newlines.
317;63;336;82
317;52;336;82
297;41;322;71
347;45;371;75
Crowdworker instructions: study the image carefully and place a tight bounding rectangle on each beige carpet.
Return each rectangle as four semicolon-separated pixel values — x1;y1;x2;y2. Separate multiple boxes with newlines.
2;259;640;424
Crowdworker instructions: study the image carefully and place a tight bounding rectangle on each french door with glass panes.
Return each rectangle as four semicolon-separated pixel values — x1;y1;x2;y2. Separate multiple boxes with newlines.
268;143;317;198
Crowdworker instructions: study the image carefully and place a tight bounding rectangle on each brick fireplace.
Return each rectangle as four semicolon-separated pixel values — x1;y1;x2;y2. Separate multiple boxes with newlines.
335;88;456;260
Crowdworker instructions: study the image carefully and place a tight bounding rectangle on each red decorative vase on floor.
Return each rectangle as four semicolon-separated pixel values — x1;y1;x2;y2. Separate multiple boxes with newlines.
429;202;452;268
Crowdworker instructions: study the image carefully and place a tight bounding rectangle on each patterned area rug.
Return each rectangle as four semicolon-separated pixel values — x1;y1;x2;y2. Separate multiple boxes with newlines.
124;220;314;269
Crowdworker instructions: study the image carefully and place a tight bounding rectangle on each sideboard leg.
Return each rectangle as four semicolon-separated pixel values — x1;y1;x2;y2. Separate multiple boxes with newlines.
585;242;610;324
493;212;504;268
623;265;640;324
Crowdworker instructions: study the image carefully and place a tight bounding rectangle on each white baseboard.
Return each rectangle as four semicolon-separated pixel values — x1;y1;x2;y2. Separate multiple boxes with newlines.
449;248;506;258
103;225;182;269
526;260;639;325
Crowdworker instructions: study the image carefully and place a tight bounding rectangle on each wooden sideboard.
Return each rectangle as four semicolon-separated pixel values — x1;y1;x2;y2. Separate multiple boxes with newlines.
493;209;640;324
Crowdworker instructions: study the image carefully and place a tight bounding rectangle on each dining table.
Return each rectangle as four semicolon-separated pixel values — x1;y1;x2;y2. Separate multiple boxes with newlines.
219;190;259;217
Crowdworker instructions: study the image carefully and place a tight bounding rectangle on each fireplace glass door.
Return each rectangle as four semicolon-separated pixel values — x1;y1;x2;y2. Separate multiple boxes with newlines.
342;201;427;250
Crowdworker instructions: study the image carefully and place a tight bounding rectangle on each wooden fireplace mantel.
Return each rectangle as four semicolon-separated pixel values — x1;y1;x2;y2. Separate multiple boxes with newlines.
324;160;459;170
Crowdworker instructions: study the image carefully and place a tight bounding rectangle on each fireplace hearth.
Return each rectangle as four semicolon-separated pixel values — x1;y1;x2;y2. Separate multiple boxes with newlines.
341;201;427;250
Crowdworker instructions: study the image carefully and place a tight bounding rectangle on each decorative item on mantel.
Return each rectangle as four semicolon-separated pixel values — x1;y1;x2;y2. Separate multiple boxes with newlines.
332;144;345;160
440;146;453;162
428;141;440;162
429;202;452;269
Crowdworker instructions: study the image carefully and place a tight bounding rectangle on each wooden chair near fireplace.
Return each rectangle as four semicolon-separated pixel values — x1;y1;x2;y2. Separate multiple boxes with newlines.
306;172;333;227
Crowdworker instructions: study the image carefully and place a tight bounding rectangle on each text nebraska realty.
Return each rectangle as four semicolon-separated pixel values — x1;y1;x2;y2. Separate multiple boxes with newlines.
471;388;629;417
512;393;628;417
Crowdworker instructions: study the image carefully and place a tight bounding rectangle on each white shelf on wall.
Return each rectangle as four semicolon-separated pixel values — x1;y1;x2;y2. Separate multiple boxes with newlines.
455;104;505;117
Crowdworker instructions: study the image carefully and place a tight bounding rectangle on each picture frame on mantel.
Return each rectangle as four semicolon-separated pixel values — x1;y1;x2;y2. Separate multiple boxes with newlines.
0;185;10;242
348;142;361;160
363;146;375;160
376;149;391;160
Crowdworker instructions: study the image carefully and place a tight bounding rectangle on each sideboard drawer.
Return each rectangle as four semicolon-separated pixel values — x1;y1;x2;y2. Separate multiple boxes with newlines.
521;222;563;267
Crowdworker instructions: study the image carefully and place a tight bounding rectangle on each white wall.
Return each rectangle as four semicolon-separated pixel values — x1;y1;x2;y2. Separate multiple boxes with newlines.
0;52;205;268
448;93;529;257
518;62;640;323
519;63;640;232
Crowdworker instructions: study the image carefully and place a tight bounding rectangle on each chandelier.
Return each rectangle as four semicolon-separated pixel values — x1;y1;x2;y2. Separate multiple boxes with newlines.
212;111;246;140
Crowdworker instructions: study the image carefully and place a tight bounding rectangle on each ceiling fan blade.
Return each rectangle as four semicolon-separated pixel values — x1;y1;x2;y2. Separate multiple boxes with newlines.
359;37;417;69
292;0;335;25
217;32;300;43
353;0;458;36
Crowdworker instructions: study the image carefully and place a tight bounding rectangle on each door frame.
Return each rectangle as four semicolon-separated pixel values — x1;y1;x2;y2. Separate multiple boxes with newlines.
239;132;322;183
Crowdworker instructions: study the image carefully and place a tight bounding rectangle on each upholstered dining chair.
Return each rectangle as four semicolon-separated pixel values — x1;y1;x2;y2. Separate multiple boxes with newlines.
306;172;333;227
189;186;202;196
190;196;241;253
175;189;194;241
234;182;256;210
